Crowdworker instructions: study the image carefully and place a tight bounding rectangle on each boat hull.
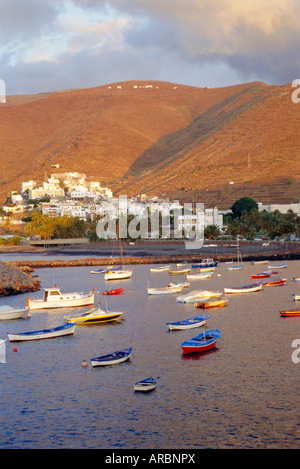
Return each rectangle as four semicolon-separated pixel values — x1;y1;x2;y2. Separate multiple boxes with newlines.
134;377;156;392
176;290;222;303
147;286;183;295
67;310;123;324
169;269;191;275
27;293;95;310
104;270;132;280
7;323;76;342
181;329;221;354
224;283;262;294
280;309;300;317
186;273;212;280
103;288;124;295
91;348;132;367
167;315;209;330
0;306;29;320
263;279;286;287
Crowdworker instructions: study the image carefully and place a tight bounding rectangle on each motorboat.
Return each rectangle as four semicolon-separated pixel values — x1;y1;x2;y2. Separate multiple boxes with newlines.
0;305;29;320
103;287;124;295
66;306;124;324
26;287;96;310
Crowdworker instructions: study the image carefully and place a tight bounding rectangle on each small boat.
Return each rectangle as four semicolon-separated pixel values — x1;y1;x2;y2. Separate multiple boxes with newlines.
196;267;215;272
103;287;124;295
268;263;287;269
0;305;29;320
134;377;156;392
224;282;263;294
191;259;218;268
292;294;300;301
227;265;243;270
262;278;287;287
90;268;107;274
169;268;191;275
176;261;188;267
26;287;96;310
176;290;222;303
66;306;123;324
167;314;209;331
186;273;213;280
292;277;300;282
168;282;190;289
195;299;228;309
150;265;171;272
252;260;268;265
91;347;132;367
147;284;184;295
104;269;133;280
280;308;300;317
251;271;272;279
7;323;76;342
227;239;243;270
181;329;221;354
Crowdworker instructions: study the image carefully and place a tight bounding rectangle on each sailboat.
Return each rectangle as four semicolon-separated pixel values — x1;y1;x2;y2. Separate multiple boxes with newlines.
227;238;243;270
104;239;133;280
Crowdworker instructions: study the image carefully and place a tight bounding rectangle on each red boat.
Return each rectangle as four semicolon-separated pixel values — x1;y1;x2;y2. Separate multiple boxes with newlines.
181;329;221;354
280;308;300;317
251;271;272;279
262;278;286;287
103;288;125;296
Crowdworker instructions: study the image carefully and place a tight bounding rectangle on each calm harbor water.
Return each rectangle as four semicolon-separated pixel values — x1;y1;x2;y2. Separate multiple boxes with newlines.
0;255;299;449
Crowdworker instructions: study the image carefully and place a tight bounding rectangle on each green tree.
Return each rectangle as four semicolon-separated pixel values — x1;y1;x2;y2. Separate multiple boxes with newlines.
231;197;258;219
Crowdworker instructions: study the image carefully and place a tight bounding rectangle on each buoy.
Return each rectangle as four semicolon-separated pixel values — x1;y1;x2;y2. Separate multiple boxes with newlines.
13;347;18;352
81;359;88;368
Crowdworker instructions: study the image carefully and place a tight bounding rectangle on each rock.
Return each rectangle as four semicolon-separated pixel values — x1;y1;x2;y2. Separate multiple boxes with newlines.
0;261;40;297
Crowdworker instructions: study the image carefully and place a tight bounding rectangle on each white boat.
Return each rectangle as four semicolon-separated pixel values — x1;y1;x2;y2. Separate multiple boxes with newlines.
176;290;222;303
167;314;209;331
292;277;300;282
186;273;213;280
26;287;96;310
66;306;124;324
168;282;190;289
147;284;184;295
267;263;287;269
292;294;300;301
134;377;156;392
0;305;29;320
224;282;263;294
252;260;268;265
150;265;171;272
91;347;132;367
104;269;132;280
7;323;76;342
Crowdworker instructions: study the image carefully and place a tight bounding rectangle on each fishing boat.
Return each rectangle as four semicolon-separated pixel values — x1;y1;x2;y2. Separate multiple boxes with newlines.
191;259;218;268
280;308;300;317
150;265;171;272
167;314;209;331
227;239;243;270
104;269;132;280
66;306;123;324
262;278;287;287
186;272;213;280
176;290;222;303
90;268;107;274
7;323;76;342
181;329;221;354
134;377;156;392
103;287;124;295
169;268;191;275
91;347;132;367
0;305;29;320
292;294;300;301
26;287;96;310
267;263;287;269
224;282;263;294
147;284;184;295
195;299;228;309
251;271;272;279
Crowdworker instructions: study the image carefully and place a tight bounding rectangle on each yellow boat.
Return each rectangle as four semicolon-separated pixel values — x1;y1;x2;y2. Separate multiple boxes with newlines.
195;299;228;309
66;306;123;325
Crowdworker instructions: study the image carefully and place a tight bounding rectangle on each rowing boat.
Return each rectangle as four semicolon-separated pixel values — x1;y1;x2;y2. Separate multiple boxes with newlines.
169;268;191;275
0;305;29;320
262;278;286;287
280;308;300;317
268;263;287;269
134;377;156;392
186;272;213;280
224;282;263;294
150;265;171;272
7;323;76;342
176;290;222;303
91;347;132;367
181;329;221;354
251;271;272;279
167;314;209;331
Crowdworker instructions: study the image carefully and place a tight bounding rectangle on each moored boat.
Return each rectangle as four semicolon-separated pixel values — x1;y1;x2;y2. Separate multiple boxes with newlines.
7;323;76;342
26;287;96;310
268;263;287;269
251;271;272;279
181;328;221;354
262;278;287;287
280;308;300;317
186;272;213;280
176;290;222;303
292;294;300;301
192;259;218;268
195;299;228;309
147;285;184;295
0;305;29;320
91;347;132;367
252;260;268;265
150;265;171;272
104;269;132;280
169;268;191;275
66;306;123;324
292;277;300;282
224;282;263;294
134;377;156;392
103;287;124;295
167;314;209;331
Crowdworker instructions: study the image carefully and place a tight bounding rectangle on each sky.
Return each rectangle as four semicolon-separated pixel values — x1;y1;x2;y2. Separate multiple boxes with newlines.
1;0;300;95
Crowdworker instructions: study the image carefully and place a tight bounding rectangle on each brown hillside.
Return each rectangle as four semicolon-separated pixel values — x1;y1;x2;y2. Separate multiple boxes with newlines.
1;80;300;208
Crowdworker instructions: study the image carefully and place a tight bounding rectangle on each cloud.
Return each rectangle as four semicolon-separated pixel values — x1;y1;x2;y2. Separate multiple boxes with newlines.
1;0;300;94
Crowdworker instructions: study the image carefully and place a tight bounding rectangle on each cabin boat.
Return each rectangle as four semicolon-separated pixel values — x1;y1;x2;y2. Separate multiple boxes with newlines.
7;323;76;342
91;347;132;367
134;377;156;392
66;306;124;324
167;314;209;331
224;283;263;294
181;329;221;354
26;287;96;310
104;269;132;280
0;305;29;320
192;259;218;268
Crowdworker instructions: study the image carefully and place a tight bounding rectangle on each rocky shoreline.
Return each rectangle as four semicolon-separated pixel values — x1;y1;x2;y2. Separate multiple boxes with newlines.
0;261;40;297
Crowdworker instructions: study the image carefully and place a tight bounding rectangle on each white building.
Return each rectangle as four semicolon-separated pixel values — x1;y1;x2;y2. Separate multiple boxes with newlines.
258;202;300;215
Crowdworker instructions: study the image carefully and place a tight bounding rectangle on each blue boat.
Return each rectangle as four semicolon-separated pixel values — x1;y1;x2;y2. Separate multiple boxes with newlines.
181;329;221;354
134;377;156;392
7;323;76;342
167;314;209;331
192;259;218;268
91;347;132;367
